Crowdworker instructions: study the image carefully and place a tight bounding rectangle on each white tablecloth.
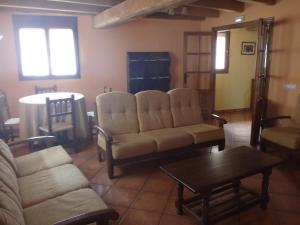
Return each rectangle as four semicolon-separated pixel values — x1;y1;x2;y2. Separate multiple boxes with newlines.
19;92;89;140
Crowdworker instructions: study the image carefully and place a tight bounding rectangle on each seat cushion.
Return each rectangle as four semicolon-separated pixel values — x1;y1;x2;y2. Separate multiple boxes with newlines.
135;90;173;132
39;121;73;133
261;126;300;150
4;117;20;126
0;181;25;225
24;189;108;225
18;164;89;208
141;128;194;152
98;133;157;159
0;139;18;173
177;124;225;144
15;145;73;177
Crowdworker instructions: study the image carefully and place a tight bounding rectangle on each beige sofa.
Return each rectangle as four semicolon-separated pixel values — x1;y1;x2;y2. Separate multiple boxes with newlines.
0;137;118;225
96;88;227;178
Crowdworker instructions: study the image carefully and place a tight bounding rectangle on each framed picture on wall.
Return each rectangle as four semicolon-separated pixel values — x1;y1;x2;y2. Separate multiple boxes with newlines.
241;42;256;55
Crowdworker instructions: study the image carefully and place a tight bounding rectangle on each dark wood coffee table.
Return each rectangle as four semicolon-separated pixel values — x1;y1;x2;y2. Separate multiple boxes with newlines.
160;146;283;225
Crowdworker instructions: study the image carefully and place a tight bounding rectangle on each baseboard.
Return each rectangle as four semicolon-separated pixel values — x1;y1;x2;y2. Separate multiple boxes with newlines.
215;108;251;114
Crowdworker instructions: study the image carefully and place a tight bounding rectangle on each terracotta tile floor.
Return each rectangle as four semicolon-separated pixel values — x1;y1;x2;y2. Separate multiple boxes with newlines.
12;111;300;225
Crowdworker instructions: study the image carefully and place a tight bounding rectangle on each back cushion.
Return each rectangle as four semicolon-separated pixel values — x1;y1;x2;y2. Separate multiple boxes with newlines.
0;181;25;225
168;88;203;127
96;92;139;135
136;90;173;132
0;155;21;202
0;140;17;174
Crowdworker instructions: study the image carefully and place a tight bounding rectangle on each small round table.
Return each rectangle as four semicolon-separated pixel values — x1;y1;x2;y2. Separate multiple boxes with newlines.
19;92;89;140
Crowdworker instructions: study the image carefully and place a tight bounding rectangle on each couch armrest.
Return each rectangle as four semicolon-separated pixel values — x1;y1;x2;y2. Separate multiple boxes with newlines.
260;115;291;128
53;208;119;225
94;125;113;144
210;114;227;128
8;136;57;150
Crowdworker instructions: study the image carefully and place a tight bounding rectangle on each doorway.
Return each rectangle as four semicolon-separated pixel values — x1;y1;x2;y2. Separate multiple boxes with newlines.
212;19;274;145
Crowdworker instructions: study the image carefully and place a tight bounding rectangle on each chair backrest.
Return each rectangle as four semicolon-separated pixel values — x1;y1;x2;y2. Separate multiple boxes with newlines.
35;85;57;94
45;95;76;134
168;88;203;127
96;92;139;135
135;90;173;132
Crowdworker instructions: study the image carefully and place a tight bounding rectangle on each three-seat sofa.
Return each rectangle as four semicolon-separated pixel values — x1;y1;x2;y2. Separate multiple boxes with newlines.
95;88;227;178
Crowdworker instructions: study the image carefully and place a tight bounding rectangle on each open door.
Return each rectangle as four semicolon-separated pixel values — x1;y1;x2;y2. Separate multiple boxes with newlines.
250;18;274;145
183;32;215;118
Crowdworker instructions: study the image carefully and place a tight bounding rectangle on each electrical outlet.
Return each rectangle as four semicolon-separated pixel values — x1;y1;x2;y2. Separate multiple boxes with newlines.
284;83;297;90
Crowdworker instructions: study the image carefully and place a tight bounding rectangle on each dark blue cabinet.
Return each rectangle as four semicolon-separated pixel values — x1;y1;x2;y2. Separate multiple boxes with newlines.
127;52;171;94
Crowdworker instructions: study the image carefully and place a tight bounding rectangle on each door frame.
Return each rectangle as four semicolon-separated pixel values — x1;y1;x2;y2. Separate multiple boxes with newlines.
211;19;273;145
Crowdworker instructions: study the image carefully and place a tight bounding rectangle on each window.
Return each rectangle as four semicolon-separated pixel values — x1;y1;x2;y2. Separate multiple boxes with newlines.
215;31;230;73
13;15;80;80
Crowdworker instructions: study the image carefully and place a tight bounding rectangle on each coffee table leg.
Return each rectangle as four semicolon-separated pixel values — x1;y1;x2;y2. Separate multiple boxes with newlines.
261;168;272;209
176;182;184;215
202;195;210;225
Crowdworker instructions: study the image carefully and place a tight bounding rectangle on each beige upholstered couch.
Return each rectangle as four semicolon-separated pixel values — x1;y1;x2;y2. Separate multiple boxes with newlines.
96;88;227;178
0;137;118;225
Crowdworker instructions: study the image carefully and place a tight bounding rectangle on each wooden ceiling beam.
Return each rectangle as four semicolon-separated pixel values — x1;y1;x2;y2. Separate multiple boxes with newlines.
47;0;123;7
0;0;107;14
173;6;220;17
93;0;198;28
148;12;205;20
237;0;276;5
189;0;245;12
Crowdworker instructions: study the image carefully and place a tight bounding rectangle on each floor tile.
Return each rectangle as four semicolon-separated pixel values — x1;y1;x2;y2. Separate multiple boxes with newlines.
120;209;161;225
269;194;300;213
274;211;300;225
91;169;116;185
238;206;278;225
90;183;111;197
159;214;197;225
114;173;149;190
103;186;139;207
131;191;169;212
142;176;175;193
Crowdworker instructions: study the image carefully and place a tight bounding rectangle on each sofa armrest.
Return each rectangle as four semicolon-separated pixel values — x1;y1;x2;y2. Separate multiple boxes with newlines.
260;115;291;128
94;125;113;144
53;208;119;225
8;136;57;150
210;114;227;128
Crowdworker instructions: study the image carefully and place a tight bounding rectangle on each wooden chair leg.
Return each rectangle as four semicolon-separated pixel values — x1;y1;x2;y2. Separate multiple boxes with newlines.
218;141;225;151
107;161;114;179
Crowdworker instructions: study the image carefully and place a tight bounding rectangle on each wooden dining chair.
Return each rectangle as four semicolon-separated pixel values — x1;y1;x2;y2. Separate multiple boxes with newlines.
34;85;57;94
87;102;99;142
260;94;300;158
0;90;20;142
39;95;77;149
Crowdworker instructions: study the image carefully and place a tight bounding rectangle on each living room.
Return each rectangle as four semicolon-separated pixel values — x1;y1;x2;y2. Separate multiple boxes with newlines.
0;0;300;225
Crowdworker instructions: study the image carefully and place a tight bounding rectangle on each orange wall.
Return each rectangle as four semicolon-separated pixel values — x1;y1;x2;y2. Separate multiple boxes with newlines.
0;12;201;116
201;0;300;116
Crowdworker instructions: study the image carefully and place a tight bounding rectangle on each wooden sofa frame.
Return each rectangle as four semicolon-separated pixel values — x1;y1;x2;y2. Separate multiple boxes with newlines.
95;113;227;179
7;136;119;225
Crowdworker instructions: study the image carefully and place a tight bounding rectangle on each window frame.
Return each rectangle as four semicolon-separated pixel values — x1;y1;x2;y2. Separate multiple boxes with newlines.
215;31;230;74
13;15;80;80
